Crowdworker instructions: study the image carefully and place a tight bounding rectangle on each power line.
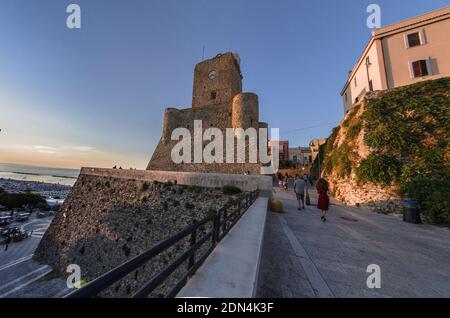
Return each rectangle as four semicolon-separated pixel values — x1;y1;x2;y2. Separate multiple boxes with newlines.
280;121;340;135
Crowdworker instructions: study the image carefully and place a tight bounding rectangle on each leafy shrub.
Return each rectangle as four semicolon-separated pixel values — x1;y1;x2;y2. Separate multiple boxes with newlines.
323;78;450;223
163;181;173;188
222;185;242;195
322;127;340;174
0;191;47;209
356;153;402;185
363;78;450;157
342;105;360;128
401;176;450;224
346;122;362;140
361;78;449;223
324;127;340;155
37;202;51;211
323;144;354;177
141;181;150;191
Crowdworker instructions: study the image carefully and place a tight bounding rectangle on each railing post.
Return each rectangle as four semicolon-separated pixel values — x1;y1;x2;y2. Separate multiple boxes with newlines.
213;210;220;244
222;206;228;233
188;220;197;269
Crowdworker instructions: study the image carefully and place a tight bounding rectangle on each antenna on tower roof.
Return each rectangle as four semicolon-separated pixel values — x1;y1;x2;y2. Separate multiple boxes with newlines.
202;46;205;61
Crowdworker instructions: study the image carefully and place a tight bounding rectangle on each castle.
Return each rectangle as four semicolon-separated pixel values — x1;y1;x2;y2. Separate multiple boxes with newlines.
147;52;268;174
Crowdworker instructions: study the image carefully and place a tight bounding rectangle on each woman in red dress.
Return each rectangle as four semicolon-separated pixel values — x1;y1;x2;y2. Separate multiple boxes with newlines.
316;178;330;222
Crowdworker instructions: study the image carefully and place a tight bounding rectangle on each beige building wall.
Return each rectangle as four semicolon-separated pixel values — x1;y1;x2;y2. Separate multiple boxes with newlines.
341;6;450;113
381;18;450;89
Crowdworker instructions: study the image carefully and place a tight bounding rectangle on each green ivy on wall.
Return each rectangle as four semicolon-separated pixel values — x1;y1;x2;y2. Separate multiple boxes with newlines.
324;77;450;224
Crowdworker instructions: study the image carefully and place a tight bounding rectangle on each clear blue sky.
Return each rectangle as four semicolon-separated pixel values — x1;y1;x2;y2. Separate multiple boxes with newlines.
0;0;448;169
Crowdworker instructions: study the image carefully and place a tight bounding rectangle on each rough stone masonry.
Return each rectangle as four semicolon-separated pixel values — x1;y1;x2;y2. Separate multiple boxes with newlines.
34;173;246;297
147;52;269;174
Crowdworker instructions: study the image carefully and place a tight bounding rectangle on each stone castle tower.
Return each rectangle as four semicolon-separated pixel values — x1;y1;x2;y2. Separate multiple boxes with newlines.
147;52;268;174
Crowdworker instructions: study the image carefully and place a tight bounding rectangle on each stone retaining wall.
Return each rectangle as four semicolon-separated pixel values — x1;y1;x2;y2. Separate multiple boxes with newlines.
328;174;406;215
81;168;273;197
34;172;250;297
324;99;406;215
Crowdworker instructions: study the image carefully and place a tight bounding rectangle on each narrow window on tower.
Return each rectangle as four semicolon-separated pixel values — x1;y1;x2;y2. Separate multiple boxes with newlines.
210;91;217;100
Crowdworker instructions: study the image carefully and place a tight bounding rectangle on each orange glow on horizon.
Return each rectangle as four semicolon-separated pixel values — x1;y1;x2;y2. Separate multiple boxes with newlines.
0;149;147;170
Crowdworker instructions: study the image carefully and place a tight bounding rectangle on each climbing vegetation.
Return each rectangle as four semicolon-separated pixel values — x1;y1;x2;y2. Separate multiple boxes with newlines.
323;77;450;224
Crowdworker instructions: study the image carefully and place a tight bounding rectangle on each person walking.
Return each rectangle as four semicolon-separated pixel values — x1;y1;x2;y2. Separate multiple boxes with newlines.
316;178;330;222
283;173;289;191
294;175;307;211
4;236;11;251
276;173;283;189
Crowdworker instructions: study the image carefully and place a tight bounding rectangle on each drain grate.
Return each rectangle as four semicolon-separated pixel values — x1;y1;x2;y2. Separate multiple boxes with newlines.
340;216;358;222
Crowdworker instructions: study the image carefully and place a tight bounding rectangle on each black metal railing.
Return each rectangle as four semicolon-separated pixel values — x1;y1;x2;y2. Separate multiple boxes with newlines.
65;189;259;298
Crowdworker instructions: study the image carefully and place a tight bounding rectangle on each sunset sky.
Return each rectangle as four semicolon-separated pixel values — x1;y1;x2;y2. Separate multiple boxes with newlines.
1;0;448;169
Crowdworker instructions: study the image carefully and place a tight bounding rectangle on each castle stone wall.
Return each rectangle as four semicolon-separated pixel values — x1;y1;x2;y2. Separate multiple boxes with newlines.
79;168;273;196
34;171;251;297
232;93;259;130
192;53;242;108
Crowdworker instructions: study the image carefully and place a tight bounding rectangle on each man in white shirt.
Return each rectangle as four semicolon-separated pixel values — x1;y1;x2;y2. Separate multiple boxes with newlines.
294;175;307;210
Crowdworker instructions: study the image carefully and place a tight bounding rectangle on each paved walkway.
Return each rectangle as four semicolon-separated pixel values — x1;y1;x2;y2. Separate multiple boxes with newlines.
257;187;450;298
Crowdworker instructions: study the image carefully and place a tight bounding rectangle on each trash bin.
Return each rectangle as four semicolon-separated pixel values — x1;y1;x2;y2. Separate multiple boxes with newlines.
402;200;421;224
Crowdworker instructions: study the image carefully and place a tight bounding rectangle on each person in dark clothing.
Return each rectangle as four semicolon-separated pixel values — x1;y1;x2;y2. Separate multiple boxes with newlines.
283;173;289;190
316;178;330;222
4;236;11;251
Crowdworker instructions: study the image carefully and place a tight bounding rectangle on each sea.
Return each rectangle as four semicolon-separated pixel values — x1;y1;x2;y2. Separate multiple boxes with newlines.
0;163;80;186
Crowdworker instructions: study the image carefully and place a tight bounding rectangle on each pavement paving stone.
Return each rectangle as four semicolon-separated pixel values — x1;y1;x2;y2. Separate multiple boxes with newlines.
257;187;450;298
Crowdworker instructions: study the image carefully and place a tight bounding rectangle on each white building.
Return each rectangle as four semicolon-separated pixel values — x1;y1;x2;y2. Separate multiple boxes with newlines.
289;147;312;168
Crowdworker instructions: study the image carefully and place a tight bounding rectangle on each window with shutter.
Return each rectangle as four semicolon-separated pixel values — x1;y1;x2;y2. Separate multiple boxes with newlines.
412;60;429;77
407;32;421;48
